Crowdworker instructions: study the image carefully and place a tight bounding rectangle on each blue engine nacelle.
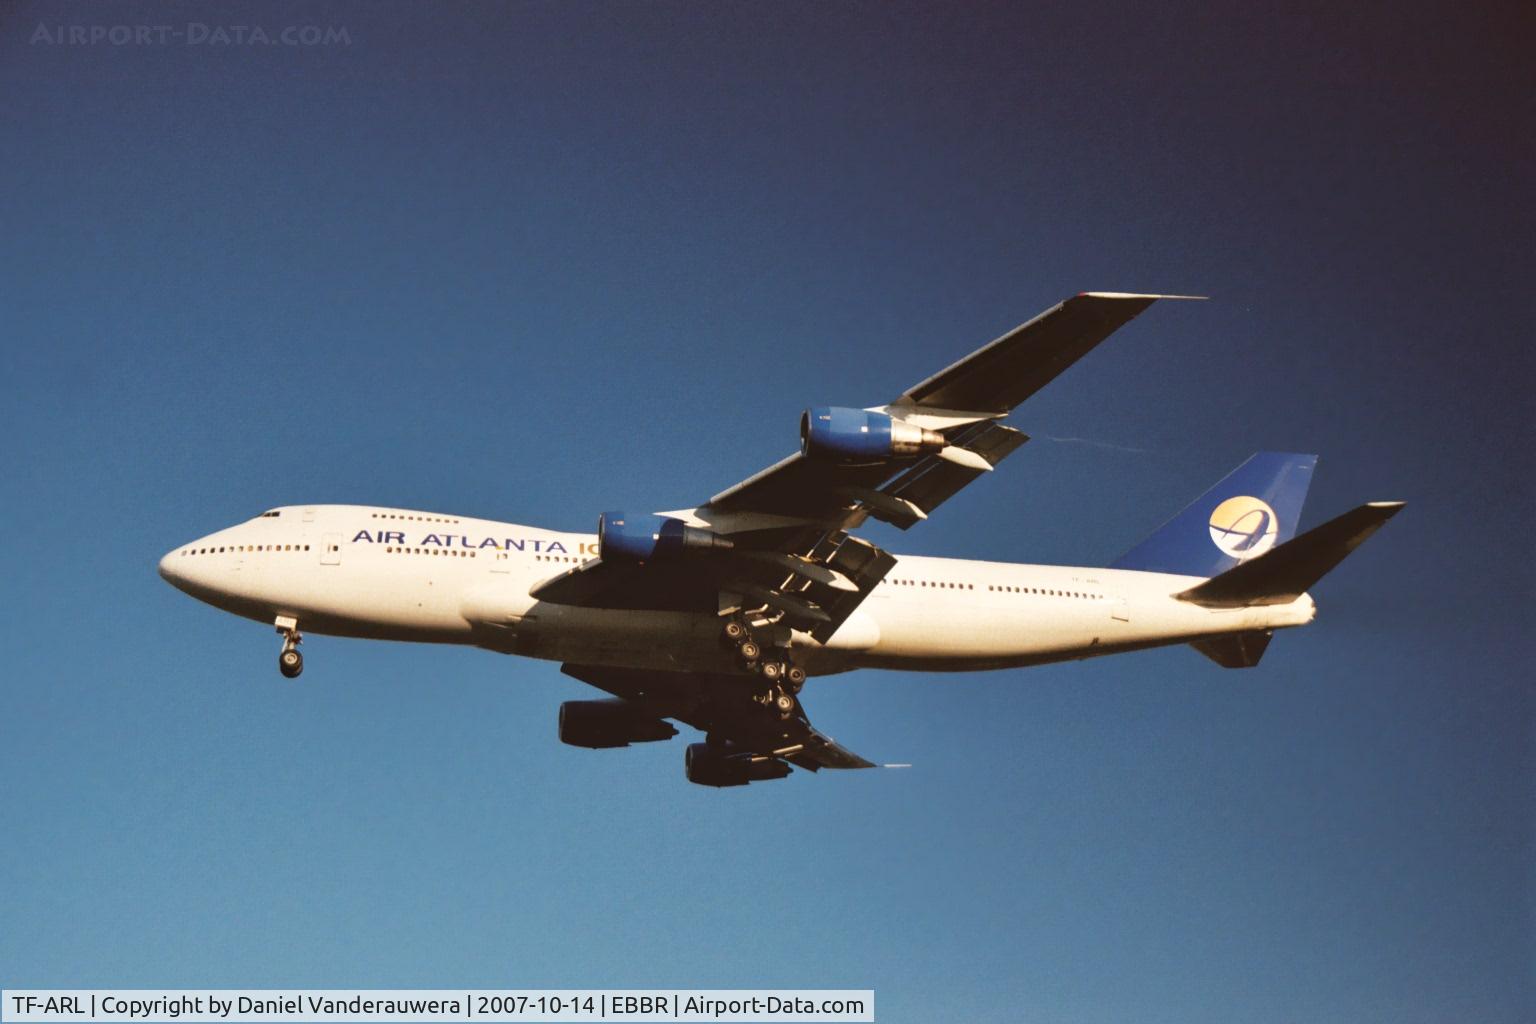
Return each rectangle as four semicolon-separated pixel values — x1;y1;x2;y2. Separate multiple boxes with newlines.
598;512;733;562
801;406;945;462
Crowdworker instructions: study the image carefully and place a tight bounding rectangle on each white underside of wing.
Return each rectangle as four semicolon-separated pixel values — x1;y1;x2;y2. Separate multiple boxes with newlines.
1079;291;1209;300
869;403;1002;430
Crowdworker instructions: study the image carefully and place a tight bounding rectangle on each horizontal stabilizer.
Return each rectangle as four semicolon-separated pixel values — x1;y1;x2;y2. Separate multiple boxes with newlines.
1190;630;1273;668
1178;501;1405;608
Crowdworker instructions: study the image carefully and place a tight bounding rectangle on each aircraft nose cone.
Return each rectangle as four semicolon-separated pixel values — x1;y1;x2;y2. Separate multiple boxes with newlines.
158;547;184;586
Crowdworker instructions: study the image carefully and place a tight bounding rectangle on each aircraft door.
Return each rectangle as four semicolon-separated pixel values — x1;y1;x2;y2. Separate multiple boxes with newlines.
321;533;342;565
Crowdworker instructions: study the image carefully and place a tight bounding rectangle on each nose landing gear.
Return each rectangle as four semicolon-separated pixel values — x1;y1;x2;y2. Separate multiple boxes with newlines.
275;616;304;678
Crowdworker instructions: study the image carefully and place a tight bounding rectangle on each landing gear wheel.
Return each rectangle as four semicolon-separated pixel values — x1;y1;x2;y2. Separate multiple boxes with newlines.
275;617;304;679
785;665;807;692
760;660;784;683
737;640;762;664
722;619;749;644
773;690;797;715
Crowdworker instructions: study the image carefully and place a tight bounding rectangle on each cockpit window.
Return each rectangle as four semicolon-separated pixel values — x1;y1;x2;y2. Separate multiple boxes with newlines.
260;510;281;518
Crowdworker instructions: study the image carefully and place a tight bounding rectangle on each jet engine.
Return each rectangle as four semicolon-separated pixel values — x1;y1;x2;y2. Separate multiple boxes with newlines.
684;742;793;787
558;699;678;749
800;406;945;462
597;512;733;563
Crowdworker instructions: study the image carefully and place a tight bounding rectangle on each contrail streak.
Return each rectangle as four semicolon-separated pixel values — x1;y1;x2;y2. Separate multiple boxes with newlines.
1035;434;1151;454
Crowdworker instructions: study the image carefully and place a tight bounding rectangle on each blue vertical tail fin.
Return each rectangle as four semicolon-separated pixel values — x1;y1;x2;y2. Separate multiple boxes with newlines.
1111;452;1318;578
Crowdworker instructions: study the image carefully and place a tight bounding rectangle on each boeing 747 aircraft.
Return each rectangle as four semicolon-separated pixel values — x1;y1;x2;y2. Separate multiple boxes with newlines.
159;293;1402;786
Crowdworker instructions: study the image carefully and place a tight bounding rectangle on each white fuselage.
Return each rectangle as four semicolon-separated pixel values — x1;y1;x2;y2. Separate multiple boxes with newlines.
158;505;1316;675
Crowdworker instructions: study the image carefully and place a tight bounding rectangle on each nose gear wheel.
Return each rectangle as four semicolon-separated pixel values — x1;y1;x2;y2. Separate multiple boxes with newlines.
276;619;304;678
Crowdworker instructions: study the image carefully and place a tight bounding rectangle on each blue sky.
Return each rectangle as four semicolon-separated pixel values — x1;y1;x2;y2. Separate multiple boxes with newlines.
1;2;1530;1021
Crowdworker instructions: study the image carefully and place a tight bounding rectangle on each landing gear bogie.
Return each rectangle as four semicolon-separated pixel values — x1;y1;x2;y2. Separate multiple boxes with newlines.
723;615;763;669
722;611;808;718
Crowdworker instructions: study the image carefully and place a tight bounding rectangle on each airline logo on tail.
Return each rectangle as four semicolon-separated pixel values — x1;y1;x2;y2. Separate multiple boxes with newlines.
1208;496;1278;558
1113;452;1316;577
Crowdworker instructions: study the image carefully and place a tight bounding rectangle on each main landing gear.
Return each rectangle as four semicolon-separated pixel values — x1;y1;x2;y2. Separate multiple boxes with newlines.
720;616;805;718
275;615;304;678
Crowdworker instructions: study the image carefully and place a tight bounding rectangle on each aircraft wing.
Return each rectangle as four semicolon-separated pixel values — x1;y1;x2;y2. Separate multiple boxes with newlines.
706;417;1029;523
532;293;1196;639
532;523;896;643
706;292;1199;521
896;292;1202;412
561;664;878;772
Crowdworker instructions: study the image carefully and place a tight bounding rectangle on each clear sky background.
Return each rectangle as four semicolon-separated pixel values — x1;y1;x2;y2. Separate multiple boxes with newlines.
1;2;1530;1021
